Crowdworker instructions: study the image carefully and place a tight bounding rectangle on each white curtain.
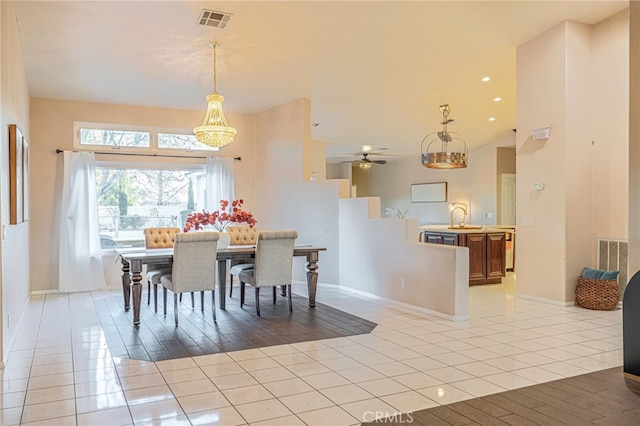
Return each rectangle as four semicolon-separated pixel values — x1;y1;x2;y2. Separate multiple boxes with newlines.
205;157;235;210
58;151;105;292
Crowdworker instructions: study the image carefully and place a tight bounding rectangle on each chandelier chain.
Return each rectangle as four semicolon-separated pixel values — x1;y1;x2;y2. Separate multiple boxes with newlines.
211;41;218;94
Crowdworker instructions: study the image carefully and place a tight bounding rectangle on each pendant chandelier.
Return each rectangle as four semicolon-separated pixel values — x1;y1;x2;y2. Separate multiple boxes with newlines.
193;41;237;148
420;104;468;169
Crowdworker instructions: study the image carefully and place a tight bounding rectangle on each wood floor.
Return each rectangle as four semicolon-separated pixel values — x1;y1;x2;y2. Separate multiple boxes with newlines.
93;286;377;361
365;367;640;425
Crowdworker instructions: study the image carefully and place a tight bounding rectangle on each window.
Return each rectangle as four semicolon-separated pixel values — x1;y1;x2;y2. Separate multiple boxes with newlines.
96;167;205;248
158;133;218;151
76;123;221;248
75;122;219;153
80;128;150;148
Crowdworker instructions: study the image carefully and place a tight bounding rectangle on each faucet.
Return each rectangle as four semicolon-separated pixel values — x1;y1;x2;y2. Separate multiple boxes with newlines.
450;202;468;228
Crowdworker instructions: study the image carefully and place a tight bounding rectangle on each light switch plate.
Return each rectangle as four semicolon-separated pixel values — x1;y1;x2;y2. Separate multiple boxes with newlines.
533;182;544;191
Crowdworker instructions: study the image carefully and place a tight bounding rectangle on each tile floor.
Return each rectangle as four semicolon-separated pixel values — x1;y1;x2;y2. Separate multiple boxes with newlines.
0;274;624;425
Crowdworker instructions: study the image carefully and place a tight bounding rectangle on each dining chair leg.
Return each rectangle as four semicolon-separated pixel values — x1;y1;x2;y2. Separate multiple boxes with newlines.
179;293;182;302
230;275;234;298
191;292;195;309
273;287;276;304
154;284;158;313
147;281;151;305
201;291;205;312
288;284;293;313
212;290;216;322
163;287;168;316
174;293;179;326
255;287;261;317
240;282;245;308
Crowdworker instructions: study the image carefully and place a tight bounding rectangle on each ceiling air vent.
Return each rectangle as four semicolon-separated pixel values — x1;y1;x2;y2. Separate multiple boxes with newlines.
198;9;232;29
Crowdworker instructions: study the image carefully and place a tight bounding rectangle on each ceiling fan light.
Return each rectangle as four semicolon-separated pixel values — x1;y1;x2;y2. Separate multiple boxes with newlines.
359;161;372;169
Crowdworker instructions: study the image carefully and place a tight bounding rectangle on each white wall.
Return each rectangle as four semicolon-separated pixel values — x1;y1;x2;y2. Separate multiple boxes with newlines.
516;16;629;303
255;99;343;285
591;10;629;243
339;197;469;320
1;1;31;362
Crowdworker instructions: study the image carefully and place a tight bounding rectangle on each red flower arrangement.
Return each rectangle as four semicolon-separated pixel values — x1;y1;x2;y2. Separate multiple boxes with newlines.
184;199;257;233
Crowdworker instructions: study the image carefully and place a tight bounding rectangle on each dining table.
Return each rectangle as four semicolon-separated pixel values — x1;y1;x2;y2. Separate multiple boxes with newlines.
117;245;326;326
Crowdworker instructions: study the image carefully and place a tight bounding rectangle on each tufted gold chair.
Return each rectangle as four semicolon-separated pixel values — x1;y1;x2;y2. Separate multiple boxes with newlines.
227;226;258;297
144;227;181;312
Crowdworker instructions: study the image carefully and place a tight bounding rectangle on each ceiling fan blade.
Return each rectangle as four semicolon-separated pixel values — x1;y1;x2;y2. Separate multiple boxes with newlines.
373;160;387;164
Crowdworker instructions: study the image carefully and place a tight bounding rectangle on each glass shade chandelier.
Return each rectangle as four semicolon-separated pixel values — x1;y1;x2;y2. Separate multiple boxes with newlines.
193;41;237;148
420;104;468;169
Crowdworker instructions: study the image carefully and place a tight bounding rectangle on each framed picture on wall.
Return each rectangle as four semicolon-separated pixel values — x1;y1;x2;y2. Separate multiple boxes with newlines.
9;124;28;224
410;182;448;203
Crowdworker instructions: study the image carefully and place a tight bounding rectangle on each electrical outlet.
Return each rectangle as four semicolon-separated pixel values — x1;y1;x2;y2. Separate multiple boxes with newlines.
400;278;405;288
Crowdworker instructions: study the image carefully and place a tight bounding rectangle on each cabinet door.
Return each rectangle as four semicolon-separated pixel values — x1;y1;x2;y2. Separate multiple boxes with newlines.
466;234;487;280
486;233;506;278
441;233;459;246
426;233;442;244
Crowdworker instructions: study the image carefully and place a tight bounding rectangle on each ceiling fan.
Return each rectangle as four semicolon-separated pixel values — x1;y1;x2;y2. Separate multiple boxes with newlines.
342;153;387;169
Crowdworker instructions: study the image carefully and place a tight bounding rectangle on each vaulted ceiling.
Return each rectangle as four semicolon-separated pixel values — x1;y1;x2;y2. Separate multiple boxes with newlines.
14;1;628;161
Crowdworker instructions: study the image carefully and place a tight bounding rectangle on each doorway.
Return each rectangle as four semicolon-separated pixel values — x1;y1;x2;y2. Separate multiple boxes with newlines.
501;173;516;226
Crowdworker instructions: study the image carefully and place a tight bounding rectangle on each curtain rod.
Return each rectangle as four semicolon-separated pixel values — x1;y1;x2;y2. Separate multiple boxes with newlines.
55;149;241;161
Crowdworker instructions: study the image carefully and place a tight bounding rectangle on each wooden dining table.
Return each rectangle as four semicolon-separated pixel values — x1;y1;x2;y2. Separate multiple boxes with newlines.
117;245;326;326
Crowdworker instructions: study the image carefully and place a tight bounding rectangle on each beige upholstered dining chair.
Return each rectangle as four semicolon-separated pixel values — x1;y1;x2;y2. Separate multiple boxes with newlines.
238;230;298;317
144;227;180;312
160;232;219;326
227;226;258;297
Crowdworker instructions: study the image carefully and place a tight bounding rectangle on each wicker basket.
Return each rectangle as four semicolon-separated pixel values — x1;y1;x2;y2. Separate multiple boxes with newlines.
575;277;619;310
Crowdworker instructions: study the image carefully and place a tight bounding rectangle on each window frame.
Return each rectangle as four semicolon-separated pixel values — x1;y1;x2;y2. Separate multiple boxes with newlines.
73;121;220;156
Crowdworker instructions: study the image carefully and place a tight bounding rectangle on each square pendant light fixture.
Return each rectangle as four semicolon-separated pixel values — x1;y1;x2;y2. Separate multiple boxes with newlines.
420;104;468;169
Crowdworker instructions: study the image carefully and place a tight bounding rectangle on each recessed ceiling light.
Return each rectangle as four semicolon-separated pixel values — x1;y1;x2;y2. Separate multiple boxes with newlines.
493;97;502;102
488;117;496;122
482;76;491;82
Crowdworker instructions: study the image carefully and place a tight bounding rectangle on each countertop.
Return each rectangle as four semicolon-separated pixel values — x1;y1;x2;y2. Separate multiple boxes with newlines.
419;225;508;234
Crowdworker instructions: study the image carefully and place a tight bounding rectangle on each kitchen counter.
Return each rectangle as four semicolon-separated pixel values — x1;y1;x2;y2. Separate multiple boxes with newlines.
420;225;506;234
420;226;507;285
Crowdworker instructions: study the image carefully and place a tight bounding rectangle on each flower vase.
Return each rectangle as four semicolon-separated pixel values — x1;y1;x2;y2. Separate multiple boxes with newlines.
217;231;231;249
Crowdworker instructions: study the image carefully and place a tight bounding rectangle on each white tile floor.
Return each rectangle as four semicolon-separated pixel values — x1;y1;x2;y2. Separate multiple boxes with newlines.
0;273;623;425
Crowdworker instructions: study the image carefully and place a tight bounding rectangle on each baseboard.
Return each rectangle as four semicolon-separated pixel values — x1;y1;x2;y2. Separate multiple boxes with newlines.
30;289;60;295
2;292;33;368
292;280;468;322
516;293;575;307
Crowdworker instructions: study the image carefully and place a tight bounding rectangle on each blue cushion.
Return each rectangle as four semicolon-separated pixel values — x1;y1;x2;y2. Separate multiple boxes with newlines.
581;267;618;280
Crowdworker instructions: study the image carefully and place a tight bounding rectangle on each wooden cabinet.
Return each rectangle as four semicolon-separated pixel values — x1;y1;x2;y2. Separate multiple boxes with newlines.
422;230;506;285
424;232;459;245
